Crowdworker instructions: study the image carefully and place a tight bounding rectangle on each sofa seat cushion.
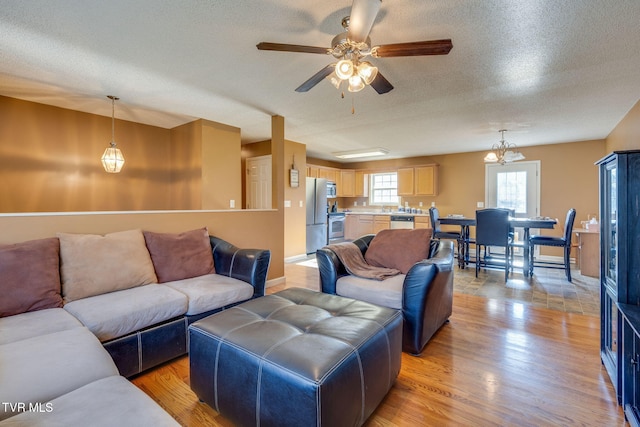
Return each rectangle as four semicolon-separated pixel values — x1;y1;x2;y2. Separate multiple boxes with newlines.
63;284;188;342
0;327;118;421
336;274;406;310
0;308;83;346
0;376;180;427
164;274;254;316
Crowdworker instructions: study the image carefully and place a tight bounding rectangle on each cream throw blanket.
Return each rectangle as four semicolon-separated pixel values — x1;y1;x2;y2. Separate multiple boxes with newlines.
327;242;400;281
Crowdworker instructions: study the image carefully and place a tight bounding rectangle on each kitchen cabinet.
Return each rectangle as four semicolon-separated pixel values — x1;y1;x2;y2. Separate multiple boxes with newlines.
415;216;431;229
318;167;337;183
596;150;640;410
373;215;391;233
355;171;368;197
339;170;356;197
306;165;319;178
397;168;415;196
415;166;438;196
397;165;438;196
575;229;599;278
345;214;374;240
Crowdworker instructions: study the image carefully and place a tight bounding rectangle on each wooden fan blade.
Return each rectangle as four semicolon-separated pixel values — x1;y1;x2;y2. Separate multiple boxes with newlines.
373;39;453;57
256;42;329;55
295;64;336;92
370;72;394;94
348;0;382;43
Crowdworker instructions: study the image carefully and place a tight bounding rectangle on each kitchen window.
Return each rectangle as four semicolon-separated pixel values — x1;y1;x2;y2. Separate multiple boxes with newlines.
370;172;399;205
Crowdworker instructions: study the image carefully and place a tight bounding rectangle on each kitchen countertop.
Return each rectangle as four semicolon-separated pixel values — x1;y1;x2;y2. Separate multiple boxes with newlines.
343;211;430;217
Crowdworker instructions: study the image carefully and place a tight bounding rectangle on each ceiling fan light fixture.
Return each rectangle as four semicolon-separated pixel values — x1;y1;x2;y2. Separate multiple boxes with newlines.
328;71;343;89
334;147;389;159
348;75;365;92
357;61;378;85
336;59;354;80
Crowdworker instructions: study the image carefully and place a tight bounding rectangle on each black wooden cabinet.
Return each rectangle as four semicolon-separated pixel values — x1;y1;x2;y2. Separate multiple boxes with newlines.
597;150;640;423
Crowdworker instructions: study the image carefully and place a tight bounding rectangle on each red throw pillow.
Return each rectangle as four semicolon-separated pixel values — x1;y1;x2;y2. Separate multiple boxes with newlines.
0;237;63;317
365;228;433;274
143;228;215;283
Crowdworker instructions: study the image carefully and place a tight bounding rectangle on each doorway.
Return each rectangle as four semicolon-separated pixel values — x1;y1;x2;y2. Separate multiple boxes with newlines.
246;155;272;209
485;161;541;254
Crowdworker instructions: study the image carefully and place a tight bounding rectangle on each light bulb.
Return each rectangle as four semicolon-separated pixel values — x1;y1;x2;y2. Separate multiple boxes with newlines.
348;75;365;92
336;59;354;80
357;61;378;85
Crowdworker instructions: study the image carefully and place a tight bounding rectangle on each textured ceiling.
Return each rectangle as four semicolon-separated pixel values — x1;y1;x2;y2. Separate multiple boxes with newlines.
1;0;640;162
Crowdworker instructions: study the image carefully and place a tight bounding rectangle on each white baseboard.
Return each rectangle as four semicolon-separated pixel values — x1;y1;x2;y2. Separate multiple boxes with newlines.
266;276;286;288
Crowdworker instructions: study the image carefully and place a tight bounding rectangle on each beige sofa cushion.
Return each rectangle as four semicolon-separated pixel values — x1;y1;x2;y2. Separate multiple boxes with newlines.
336;274;406;310
0;327;119;420
57;229;157;303
0;308;83;346
2;376;180;426
63;283;188;342
164;274;254;315
0;237;63;317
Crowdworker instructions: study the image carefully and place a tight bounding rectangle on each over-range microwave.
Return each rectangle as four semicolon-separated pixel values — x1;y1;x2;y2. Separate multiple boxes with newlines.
327;182;337;198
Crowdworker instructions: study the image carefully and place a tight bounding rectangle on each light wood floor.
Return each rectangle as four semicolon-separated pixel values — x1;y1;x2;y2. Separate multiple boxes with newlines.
132;262;626;426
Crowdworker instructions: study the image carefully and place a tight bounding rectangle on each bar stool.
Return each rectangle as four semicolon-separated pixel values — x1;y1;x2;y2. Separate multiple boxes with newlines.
529;208;577;282
429;207;463;265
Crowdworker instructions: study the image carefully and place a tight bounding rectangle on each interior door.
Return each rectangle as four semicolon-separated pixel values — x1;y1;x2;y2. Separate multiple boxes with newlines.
246;156;272;209
485;161;540;253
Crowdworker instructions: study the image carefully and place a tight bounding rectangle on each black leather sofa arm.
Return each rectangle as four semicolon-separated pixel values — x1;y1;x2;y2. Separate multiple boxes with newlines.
209;236;271;298
317;234;375;294
402;240;454;354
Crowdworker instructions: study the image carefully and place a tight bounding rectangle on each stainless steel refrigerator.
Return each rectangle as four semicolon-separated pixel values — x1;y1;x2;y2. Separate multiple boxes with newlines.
306;177;328;254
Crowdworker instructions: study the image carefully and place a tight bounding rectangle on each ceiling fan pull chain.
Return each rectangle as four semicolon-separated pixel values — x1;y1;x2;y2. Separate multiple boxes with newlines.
352;96;355;115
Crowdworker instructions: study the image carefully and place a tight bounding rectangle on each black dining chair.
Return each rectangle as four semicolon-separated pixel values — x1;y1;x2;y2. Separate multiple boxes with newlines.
475;208;513;281
529;208;577;282
429;207;463;263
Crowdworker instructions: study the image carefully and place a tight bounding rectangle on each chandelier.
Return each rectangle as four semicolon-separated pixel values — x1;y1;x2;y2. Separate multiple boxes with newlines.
484;129;525;165
101;95;125;173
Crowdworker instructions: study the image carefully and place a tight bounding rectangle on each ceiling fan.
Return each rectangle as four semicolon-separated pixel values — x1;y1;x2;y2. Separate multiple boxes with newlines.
257;0;452;94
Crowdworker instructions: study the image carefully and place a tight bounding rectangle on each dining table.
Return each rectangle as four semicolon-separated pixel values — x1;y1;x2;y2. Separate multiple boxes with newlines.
438;215;557;277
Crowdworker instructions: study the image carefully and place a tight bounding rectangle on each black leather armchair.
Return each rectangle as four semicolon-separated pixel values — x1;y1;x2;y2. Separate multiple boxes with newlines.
316;236;454;355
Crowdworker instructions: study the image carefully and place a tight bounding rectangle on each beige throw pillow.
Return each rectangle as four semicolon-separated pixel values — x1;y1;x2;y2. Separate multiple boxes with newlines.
58;229;158;303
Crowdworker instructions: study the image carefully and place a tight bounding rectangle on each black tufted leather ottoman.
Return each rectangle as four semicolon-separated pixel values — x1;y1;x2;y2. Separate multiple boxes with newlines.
189;287;402;427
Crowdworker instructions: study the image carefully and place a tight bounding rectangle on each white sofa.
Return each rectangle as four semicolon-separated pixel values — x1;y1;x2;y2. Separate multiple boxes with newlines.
0;228;270;424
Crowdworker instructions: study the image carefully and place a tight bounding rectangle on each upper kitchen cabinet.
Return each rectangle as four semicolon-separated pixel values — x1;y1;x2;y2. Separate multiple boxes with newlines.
338;170;355;197
318;167;338;183
306;165;319;178
398;165;439;196
354;171;368;197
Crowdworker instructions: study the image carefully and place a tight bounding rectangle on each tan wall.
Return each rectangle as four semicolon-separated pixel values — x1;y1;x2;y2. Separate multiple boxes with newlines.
0;95;173;212
169;121;201;210
284;140;307;258
315;139;607;256
0;210;284;280
607;99;640;152
201;120;242;209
